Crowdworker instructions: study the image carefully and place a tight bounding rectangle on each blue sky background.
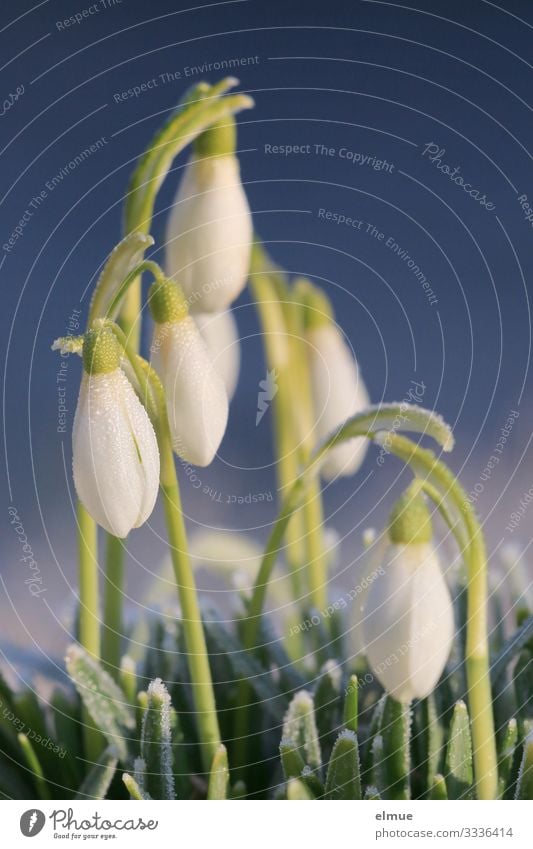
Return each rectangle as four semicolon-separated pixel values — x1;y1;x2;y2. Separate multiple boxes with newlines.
1;0;532;660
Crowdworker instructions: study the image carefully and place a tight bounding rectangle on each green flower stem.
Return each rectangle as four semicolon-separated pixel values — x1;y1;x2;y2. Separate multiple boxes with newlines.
77;501;103;760
102;535;124;681
380;433;498;801
159;432;221;773
286;296;328;611
77;502;100;660
249;273;304;590
101;324;221;770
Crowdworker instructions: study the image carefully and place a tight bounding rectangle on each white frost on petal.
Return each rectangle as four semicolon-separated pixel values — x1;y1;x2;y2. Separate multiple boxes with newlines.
362;543;454;702
152;318;228;466
73;370;160;538
194;309;240;400
307;323;370;479
165;155;252;313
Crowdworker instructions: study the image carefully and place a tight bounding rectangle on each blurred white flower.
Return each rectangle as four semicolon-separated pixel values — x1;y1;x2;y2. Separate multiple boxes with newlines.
165;154;252;313
152;317;228;466
73;369;160;538
347;530;388;662
194;309;240;400
307;323;370;479
362;490;454;702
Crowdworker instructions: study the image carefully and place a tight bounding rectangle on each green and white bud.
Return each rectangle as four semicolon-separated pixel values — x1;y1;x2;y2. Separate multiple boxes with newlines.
165;118;252;313
362;490;454;702
73;327;160;538
150;278;229;466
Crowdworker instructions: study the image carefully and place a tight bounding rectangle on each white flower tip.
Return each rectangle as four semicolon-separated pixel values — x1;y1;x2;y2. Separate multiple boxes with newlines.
373;429;389;447
443;432;455;452
147;677;170;703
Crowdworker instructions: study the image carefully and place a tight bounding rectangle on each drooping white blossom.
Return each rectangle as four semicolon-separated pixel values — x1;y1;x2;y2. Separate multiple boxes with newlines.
73;368;160;538
194;309;240;400
307;322;370;479
165;154;252;313
152;317;228;467
362;491;454;702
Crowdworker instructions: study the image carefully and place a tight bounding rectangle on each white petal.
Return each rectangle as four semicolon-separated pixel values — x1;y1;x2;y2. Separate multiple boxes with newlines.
73;370;160;537
165;155;252;313
347;531;389;662
194;310;240;400
152;318;229;466
307;324;370;479
362;543;454;702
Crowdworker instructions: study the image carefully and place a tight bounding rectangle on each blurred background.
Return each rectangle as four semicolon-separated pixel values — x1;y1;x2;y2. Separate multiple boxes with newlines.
1;0;532;667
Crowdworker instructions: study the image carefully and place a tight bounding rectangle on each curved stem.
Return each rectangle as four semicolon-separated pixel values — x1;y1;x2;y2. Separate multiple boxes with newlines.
377;433;497;800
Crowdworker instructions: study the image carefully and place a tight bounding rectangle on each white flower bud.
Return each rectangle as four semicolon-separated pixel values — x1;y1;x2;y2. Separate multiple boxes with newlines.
194;309;240;400
307;323;370;479
73;369;160;538
165;154;252;313
152;318;228;467
361;488;454;703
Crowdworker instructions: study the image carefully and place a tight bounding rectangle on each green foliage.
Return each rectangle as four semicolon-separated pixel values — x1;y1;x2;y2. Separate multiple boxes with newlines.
75;746;118;800
515;733;533;800
381;697;411;800
444;701;474;800
208;745;229;800
65;645;135;761
138;679;175;800
1;601;531;800
324;730;362;800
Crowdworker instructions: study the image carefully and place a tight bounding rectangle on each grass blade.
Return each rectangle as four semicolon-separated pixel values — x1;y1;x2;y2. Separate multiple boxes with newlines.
140;679;175;800
445;700;474;800
207;744;229;800
66;645;135;761
325;730;362;800
75;746;118;799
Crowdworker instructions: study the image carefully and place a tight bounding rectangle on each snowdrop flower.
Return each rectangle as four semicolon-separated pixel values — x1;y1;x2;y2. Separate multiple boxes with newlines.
73;327;160;538
194;309;240;400
150;277;228;466
362;490;454;702
165;118;252;313
304;288;370;479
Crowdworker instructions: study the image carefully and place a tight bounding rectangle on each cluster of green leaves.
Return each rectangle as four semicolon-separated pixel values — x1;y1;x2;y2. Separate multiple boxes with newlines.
1;602;531;800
